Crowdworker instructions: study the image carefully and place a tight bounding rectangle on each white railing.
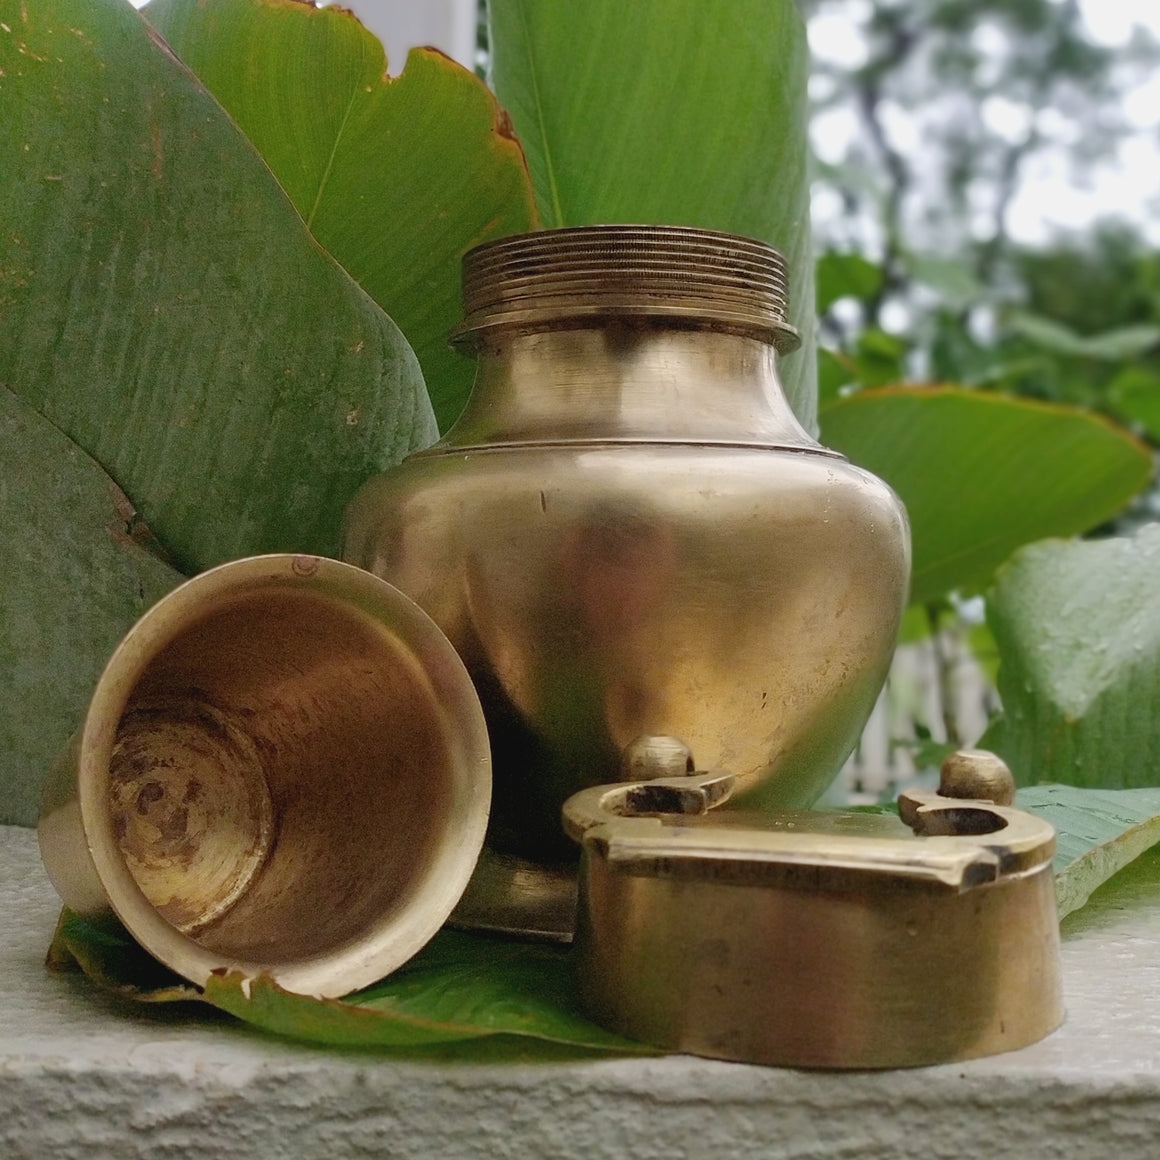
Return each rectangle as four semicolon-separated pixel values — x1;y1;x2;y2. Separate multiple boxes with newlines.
836;631;998;804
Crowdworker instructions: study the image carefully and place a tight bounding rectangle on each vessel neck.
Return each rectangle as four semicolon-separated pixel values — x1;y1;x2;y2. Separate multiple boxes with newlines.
432;322;820;452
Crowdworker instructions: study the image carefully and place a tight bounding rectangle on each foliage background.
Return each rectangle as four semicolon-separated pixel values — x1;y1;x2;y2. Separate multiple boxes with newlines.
803;0;1160;426
796;0;1160;799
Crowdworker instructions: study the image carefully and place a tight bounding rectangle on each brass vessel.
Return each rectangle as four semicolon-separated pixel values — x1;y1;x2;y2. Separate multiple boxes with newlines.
38;555;491;997
344;225;911;936
564;752;1063;1068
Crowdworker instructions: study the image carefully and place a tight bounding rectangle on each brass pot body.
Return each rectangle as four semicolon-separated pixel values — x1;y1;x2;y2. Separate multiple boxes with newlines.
344;227;910;922
38;555;491;997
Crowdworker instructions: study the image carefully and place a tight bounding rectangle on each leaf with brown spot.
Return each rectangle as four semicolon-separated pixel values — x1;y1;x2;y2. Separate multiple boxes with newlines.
145;0;539;431
0;0;434;576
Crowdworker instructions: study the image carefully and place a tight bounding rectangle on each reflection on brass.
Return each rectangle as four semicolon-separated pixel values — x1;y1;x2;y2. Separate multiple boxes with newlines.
564;753;1062;1069
39;555;491;998
345;225;911;936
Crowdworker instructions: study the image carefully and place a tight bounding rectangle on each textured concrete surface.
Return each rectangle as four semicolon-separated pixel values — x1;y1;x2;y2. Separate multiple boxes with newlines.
4;822;1160;1159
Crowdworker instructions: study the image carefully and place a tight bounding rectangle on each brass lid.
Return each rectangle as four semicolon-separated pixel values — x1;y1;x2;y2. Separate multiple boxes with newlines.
452;225;800;352
564;755;1063;1068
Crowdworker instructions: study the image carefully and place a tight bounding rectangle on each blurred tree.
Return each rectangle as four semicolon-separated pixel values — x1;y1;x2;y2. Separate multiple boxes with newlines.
801;0;1160;781
961;226;1160;413
803;0;1160;428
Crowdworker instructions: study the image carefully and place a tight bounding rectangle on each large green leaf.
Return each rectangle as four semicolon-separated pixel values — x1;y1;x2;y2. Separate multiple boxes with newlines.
983;526;1160;791
49;912;651;1055
144;0;537;432
0;0;435;575
488;0;817;431
819;387;1152;607
0;389;186;827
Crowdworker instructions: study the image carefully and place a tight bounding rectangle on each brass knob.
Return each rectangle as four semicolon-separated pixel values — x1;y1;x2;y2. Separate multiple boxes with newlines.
939;749;1016;806
619;735;695;781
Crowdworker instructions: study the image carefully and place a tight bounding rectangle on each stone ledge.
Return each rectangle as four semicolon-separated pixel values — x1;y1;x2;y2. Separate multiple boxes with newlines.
4;823;1160;1159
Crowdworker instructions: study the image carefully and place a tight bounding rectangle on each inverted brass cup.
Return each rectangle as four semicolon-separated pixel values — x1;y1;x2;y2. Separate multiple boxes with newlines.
39;555;490;998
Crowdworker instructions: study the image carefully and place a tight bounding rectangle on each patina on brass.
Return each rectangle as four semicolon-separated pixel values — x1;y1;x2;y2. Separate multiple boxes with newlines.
564;750;1062;1068
344;225;911;938
38;555;491;998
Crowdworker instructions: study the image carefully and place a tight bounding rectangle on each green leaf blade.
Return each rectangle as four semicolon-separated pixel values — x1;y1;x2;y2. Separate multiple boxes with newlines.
204;972;496;1050
0;388;186;826
819;387;1153;606
49;913;652;1055
1018;785;1160;918
212;929;652;1052
488;0;817;430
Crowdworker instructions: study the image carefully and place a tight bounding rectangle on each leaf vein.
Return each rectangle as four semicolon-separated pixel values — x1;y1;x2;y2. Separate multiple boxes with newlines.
305;80;360;230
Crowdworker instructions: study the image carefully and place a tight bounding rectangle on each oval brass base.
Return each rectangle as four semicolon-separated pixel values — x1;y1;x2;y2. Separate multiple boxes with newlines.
565;769;1063;1069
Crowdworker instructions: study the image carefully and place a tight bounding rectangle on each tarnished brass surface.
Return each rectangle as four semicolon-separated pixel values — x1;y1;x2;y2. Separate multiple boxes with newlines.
565;760;1063;1068
38;555;491;998
345;226;911;935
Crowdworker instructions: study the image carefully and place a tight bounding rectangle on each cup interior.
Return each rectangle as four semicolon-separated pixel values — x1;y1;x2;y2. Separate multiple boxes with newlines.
80;560;489;996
